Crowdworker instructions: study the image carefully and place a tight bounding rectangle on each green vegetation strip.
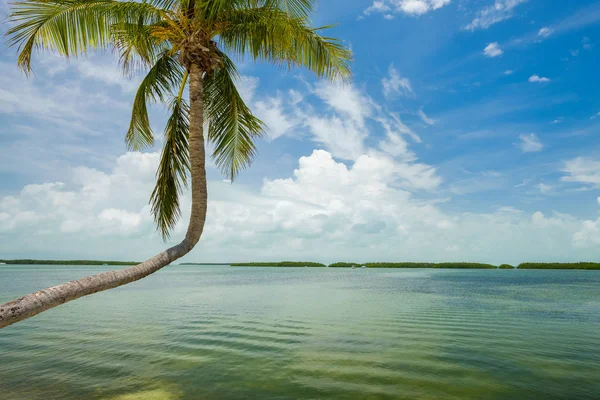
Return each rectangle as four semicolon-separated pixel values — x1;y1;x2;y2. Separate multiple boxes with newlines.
230;262;326;267
498;264;515;269
0;259;139;266
517;262;600;270
363;262;496;269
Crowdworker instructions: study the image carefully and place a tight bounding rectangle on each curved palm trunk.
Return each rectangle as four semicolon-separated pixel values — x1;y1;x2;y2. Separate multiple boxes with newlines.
0;64;207;330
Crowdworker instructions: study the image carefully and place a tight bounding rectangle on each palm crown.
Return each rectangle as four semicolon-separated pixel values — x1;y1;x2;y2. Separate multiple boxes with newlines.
7;0;351;238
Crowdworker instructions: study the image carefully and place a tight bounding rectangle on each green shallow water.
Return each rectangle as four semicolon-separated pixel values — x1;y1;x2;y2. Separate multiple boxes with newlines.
1;265;599;400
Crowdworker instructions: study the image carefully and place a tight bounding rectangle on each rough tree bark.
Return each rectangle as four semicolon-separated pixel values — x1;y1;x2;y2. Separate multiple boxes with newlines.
0;63;207;330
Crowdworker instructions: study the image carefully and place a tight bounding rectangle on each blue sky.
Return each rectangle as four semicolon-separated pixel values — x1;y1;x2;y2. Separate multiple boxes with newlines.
1;0;600;264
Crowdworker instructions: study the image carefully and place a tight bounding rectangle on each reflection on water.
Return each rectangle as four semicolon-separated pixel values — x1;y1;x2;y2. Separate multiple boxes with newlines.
1;265;599;399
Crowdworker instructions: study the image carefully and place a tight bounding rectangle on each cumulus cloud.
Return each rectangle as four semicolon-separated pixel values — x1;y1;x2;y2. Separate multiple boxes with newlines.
364;0;451;17
483;42;503;57
517;133;543;153
2;149;600;264
382;65;413;99
529;75;550;83
465;0;527;31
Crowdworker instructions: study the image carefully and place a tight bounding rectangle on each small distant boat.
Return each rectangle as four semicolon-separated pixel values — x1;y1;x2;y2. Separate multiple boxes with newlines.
361;265;366;269
0;262;6;265
351;265;356;269
102;263;108;266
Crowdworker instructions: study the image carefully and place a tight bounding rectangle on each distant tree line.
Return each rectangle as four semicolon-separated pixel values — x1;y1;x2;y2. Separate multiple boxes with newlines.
0;259;138;266
517;262;600;270
363;262;496;269
230;261;326;267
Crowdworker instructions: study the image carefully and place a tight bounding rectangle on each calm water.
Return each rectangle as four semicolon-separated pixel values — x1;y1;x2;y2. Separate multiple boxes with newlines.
0;265;599;400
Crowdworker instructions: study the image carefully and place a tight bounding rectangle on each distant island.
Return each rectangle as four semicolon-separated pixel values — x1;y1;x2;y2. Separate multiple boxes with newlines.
230;262;326;267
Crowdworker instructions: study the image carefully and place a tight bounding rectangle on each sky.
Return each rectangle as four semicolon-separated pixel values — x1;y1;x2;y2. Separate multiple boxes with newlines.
1;0;600;265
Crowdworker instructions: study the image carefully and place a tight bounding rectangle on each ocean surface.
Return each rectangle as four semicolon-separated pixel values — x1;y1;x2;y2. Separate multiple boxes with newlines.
0;265;599;400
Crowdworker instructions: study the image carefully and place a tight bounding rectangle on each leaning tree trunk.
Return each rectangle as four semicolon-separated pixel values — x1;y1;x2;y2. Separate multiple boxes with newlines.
0;64;208;330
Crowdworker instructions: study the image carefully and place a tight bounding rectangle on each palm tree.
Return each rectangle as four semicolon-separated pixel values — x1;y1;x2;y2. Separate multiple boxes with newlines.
0;0;350;329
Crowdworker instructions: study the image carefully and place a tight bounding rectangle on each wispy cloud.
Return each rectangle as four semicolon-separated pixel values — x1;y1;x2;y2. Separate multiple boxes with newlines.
537;182;554;195
508;3;600;47
517;133;543;153
382;65;414;99
562;157;600;186
483;42;503;57
465;0;527;31
418;108;436;125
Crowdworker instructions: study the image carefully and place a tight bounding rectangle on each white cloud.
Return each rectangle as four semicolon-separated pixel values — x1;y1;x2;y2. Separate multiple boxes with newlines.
504;70;514;75
538;27;552;38
418;108;436;125
517;133;543;153
382;65;413;99
364;0;451;17
465;0;527;31
74;60;140;93
483;42;503;57
253;96;298;140
364;0;391;14
235;75;260;104
561;157;600;186
537;182;553;195
529;74;550;83
591;111;600;120
3;149;600;264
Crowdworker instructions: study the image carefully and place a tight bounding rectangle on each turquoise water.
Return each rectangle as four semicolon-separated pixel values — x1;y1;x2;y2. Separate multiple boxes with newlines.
1;265;599;399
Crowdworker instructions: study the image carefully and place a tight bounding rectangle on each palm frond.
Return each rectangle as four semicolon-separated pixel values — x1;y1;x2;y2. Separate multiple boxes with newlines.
219;7;352;81
265;0;315;18
111;21;171;76
148;0;182;12
150;92;190;240
204;51;264;180
126;52;185;150
7;0;165;73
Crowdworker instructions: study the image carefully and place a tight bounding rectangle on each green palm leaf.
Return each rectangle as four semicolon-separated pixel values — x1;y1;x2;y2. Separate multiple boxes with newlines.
7;0;164;73
204;51;264;180
126;52;185;150
150;92;190;239
219;6;351;80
